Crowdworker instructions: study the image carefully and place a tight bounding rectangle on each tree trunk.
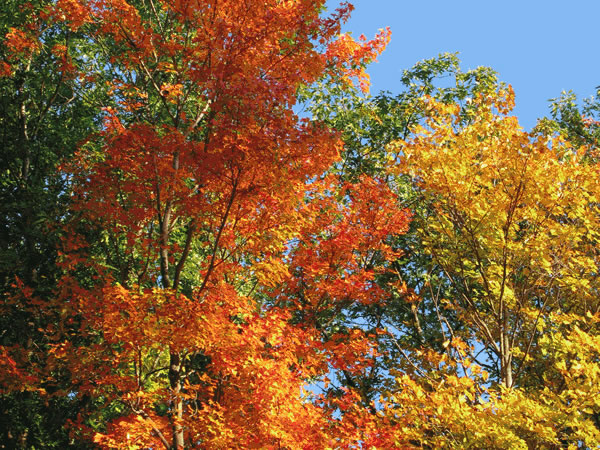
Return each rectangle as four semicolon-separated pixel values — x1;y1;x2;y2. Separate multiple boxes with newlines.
500;310;513;388
168;351;184;448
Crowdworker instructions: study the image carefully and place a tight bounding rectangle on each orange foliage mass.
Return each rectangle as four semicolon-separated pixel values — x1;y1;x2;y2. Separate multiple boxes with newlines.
0;0;398;448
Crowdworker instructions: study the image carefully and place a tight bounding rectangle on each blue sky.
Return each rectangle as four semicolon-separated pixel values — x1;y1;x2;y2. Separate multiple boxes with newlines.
327;0;599;130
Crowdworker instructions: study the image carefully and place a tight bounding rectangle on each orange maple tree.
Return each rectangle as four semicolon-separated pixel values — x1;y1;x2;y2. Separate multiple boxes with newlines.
0;0;403;448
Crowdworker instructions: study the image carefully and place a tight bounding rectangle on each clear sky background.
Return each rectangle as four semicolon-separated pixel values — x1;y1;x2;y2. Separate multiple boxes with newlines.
326;0;599;130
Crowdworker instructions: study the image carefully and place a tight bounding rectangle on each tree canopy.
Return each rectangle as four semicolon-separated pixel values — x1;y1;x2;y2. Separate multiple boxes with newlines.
1;1;600;448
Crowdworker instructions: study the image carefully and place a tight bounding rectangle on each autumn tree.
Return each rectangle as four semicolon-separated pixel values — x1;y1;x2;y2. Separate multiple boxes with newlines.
1;0;400;447
382;87;600;447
